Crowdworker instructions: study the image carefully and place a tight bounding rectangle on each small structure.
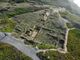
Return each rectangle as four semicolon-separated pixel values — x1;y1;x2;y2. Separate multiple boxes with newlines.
21;25;41;40
31;25;41;39
43;9;50;21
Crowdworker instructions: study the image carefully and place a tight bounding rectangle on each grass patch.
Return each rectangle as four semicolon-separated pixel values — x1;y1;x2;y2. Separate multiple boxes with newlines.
0;43;32;60
37;43;56;49
6;7;34;17
37;29;80;60
60;11;80;23
0;17;16;32
5;7;46;18
67;29;80;60
66;23;74;28
37;51;74;60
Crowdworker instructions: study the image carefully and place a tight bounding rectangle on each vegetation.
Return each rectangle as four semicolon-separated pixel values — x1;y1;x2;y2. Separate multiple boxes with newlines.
37;43;56;49
67;29;80;60
0;43;32;60
60;11;80;24
37;51;74;60
6;7;34;18
3;7;46;18
0;17;16;32
66;23;73;28
0;0;80;60
0;0;8;2
37;29;80;60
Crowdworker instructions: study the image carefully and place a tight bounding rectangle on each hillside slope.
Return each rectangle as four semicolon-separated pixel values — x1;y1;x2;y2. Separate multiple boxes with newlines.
0;0;80;60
